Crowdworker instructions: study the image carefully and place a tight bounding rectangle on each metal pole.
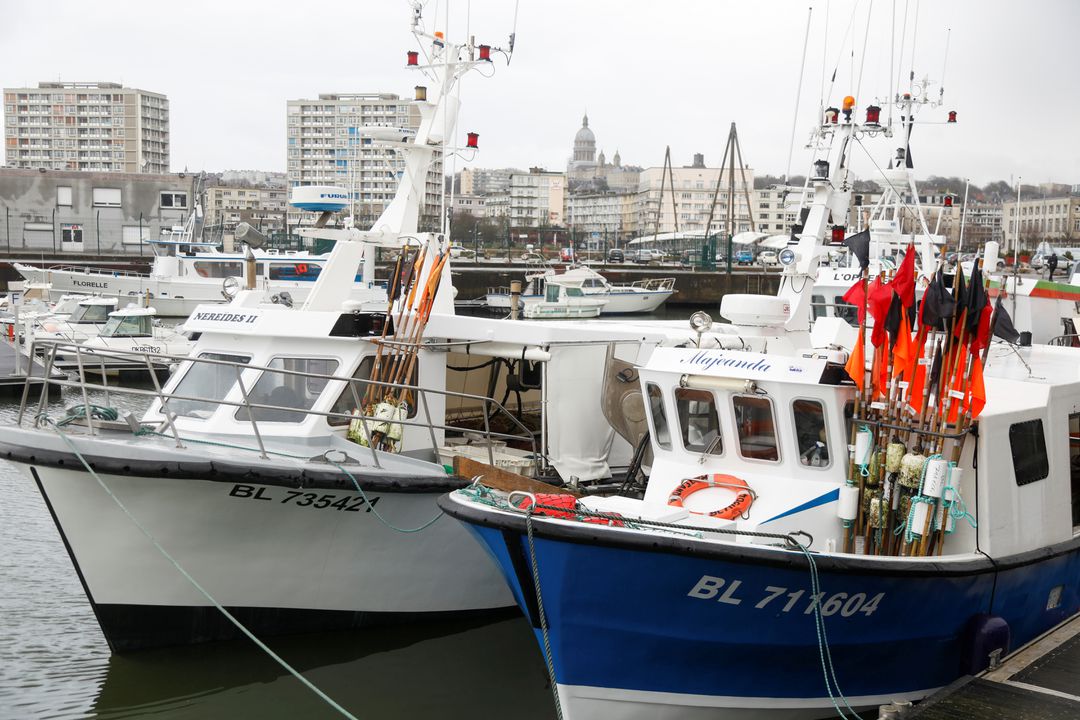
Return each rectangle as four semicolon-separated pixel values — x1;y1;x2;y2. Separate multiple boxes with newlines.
957;179;970;256
96;210;101;255
139;212;144;257
52;207;56;253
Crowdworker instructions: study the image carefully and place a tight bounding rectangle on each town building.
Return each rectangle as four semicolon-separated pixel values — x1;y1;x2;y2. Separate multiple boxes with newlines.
565;114;641;194
0;167;192;255
204;184;290;239
636;154;755;238
509;168;566;229
460;167;517;196
4;82;169;173
285;92;442;230
565;191;639;246
1004;196;1080;249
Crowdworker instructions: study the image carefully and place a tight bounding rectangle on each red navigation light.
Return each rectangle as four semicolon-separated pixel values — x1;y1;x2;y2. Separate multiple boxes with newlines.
831;225;846;244
407;51;419;66
947;110;957;123
466;132;479;149
865;105;881;125
944;195;954;207
479;44;491;61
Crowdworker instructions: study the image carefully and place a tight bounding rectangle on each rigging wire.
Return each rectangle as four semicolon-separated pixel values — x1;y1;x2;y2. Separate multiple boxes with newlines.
854;0;874;109
785;6;815;184
894;0;910;116
824;0;863;110
888;0;896;128
939;27;951;101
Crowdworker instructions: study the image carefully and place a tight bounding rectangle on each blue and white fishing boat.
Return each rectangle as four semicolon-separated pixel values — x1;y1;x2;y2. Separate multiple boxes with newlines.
440;87;1080;718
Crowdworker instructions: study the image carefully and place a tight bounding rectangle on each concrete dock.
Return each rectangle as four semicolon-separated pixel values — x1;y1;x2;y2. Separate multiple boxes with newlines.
909;613;1080;719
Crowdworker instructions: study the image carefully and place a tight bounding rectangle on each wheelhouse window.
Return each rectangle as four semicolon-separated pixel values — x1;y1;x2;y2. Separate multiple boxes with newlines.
235;357;339;423
69;302;113;324
811;294;827;321
101;313;152;338
1010;419;1049;486
193;261;243;279
170;352;251;418
268;262;322;281
733;395;779;462
329;356;419;424
834;296;857;324
647;383;671;450
675;388;722;454
793;399;829;467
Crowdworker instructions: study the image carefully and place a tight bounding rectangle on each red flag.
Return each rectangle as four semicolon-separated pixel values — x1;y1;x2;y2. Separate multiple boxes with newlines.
969;302;993;354
868;277;893;347
892;243;917;307
965;357;987;418
892;311;913;380
872;343;889;398
845;327;866;390
907;354;927;412
842;279;867;324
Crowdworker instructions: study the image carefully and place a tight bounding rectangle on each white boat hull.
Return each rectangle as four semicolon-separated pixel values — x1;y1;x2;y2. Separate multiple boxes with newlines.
486;290;672;315
25;463;513;650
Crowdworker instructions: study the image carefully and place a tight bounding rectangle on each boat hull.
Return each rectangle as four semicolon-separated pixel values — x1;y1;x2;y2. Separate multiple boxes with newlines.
486;290;672;315
26;464;514;652
441;497;1080;720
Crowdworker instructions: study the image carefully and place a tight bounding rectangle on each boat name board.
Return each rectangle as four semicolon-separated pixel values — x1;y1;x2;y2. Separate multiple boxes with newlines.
688;575;884;617
186;309;263;332
72;280;110;289
647;348;827;384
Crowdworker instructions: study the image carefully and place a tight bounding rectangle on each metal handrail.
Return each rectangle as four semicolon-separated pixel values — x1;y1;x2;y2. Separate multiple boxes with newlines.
19;339;542;469
1047;334;1080;348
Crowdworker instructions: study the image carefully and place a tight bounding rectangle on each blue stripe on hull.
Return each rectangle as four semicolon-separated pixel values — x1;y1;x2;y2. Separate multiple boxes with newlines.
465;523;1080;703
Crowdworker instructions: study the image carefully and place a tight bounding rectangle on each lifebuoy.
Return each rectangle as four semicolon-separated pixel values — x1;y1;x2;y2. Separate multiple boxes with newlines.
295;263;308;275
668;474;755;520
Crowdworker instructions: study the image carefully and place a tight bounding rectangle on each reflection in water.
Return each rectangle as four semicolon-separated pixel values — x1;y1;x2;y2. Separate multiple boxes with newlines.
0;384;555;719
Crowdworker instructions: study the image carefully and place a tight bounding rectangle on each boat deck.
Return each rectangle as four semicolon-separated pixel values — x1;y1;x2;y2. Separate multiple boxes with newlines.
910;613;1080;719
0;338;63;397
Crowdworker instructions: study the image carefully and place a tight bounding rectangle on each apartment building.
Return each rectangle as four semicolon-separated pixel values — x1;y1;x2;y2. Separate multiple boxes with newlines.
565;191;639;244
285;92;442;229
1005;196;1080;247
509;169;566;228
3;82;169;173
204;184;290;236
460;167;517;196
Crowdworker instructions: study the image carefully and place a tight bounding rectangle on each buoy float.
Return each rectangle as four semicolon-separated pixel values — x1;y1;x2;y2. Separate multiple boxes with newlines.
668;474;755;520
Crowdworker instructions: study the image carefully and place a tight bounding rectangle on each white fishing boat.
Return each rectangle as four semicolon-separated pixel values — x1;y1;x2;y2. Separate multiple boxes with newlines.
487;264;675;315
522;280;608;319
0;8;537;652
440;72;1080;720
54;306;193;376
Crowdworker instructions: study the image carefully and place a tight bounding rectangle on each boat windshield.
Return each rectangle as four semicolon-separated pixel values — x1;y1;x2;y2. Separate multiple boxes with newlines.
69;303;113;324
235;357;339;423
101;314;152;337
170;353;251;419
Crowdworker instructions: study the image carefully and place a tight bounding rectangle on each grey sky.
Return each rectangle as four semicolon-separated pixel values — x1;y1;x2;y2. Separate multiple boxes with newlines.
2;0;1076;187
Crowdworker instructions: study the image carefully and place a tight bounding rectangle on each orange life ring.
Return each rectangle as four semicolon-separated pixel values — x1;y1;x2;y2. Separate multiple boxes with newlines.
668;474;755;520
295;263;308;275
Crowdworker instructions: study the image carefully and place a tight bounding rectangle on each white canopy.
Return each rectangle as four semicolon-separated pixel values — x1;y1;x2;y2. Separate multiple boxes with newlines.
760;234;792;249
731;231;768;246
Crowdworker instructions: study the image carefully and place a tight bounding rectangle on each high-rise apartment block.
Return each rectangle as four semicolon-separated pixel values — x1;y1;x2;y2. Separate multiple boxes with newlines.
3;82;169;173
286;92;442;228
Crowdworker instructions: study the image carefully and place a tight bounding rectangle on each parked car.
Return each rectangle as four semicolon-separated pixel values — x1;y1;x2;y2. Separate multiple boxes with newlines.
606;248;625;263
632;248;660;264
758;251;779;267
735;249;755;266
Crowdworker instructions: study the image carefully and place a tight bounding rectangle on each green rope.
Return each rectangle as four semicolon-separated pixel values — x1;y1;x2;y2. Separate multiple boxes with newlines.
329;460;444;534
42;417;359;720
57;404;119;426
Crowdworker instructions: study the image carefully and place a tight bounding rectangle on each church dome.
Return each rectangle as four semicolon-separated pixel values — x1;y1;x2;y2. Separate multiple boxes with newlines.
575;117;595;144
571;113;596;165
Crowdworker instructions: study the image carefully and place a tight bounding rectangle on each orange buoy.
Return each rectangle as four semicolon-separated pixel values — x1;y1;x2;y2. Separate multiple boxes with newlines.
668;474;755;520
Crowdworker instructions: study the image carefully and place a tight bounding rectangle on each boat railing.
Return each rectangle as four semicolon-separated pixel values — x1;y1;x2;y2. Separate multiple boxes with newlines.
40;264;147;278
17;339;543;471
614;277;676;292
1047;334;1080;348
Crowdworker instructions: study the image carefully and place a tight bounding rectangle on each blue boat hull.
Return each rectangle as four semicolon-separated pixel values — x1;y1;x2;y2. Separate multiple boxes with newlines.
440;497;1080;718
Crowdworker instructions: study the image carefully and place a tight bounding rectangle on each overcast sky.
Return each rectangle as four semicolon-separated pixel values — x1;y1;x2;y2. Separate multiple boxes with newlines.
2;0;1076;187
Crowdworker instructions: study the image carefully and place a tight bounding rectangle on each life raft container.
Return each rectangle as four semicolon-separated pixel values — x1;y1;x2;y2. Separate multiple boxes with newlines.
668;474;755;520
511;492;624;527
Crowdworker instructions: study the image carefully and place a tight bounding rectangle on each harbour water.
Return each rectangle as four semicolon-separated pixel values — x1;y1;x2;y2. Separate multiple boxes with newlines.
0;387;556;719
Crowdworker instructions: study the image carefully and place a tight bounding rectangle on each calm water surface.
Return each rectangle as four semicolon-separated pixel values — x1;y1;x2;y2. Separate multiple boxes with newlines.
0;385;555;719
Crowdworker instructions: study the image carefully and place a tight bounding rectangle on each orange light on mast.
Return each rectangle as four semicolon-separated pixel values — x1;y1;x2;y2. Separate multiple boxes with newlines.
842;95;856;121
